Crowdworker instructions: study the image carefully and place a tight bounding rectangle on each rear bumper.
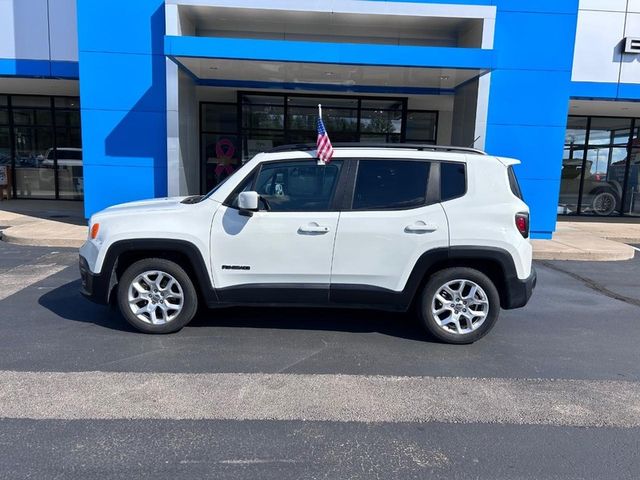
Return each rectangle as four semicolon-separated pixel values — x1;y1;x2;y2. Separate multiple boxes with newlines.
79;255;111;305
503;267;537;310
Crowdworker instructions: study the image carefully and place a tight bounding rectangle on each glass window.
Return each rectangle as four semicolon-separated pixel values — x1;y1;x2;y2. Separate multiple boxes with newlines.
0;109;8;125
559;147;584;214
202;134;242;192
55;110;81;128
289;106;357;132
440;162;466;201
202;103;237;133
360;109;401;135
353;160;429;210
242;104;284;130
565;117;588;146
54;97;79;109
254;161;343;212
579;146;626;215
12;109;52;126
13;126;56;199
242;134;285;161
11;96;50;107
406;111;438;143
0;127;10;165
588;118;633;146
289;96;358;109
508;166;523;200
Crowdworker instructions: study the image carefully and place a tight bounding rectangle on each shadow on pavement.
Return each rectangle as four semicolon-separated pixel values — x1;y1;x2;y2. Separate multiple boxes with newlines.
38;279;431;342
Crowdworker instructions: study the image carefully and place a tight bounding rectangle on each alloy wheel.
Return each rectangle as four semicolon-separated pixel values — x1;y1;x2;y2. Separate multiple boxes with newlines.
127;270;184;325
431;279;490;335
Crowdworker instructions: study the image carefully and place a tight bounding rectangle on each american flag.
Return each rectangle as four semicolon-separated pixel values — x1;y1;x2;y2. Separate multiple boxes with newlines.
316;107;334;164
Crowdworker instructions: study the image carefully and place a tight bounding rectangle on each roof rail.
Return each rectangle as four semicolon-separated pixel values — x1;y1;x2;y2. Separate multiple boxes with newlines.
267;143;487;155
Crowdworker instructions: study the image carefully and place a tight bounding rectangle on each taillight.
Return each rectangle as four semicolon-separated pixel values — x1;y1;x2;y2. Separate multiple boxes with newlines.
515;213;529;239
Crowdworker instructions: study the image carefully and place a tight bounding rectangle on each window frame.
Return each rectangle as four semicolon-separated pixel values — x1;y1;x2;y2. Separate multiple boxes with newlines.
344;157;440;212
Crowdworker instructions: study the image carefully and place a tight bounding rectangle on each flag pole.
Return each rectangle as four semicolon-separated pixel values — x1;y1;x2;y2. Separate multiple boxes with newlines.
317;104;325;165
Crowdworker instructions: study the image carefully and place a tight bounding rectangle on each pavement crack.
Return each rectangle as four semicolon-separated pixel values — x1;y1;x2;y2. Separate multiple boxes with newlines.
276;339;330;374
539;260;640;309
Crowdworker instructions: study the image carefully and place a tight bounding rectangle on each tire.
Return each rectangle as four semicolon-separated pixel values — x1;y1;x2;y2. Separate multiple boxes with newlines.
417;267;500;344
591;190;618;216
117;258;198;334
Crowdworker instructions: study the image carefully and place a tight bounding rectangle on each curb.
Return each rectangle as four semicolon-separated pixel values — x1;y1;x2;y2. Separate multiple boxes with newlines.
532;247;635;262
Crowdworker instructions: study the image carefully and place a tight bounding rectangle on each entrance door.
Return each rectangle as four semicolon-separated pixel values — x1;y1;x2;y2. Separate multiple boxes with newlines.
210;160;344;303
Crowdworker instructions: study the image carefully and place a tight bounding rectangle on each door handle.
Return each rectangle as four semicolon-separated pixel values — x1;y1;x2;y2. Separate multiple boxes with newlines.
405;222;438;233
298;223;330;234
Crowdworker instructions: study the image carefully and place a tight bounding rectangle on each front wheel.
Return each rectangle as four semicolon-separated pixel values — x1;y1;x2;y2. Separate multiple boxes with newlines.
117;258;198;333
417;267;500;344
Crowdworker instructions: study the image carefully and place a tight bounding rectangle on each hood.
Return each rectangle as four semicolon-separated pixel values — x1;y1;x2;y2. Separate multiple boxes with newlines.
97;196;191;218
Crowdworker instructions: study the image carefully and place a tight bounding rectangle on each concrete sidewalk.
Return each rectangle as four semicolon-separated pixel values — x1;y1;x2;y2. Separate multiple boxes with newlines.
0;200;87;248
531;223;636;261
0;200;638;260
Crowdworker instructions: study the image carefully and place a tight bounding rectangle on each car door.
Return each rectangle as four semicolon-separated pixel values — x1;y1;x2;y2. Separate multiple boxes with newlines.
330;158;449;298
211;159;344;304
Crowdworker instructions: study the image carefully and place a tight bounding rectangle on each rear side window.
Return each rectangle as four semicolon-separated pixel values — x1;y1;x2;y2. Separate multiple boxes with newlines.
353;160;430;210
440;162;466;201
508;166;523;199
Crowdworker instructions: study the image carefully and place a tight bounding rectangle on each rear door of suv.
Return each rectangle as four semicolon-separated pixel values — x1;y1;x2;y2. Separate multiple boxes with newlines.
330;158;449;301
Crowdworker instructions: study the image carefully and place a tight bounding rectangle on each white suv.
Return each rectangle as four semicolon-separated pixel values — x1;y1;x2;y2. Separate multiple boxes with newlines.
79;144;535;344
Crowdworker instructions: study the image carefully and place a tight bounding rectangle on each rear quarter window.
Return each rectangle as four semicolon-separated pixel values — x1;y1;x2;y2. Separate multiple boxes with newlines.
440;162;466;201
508;166;523;200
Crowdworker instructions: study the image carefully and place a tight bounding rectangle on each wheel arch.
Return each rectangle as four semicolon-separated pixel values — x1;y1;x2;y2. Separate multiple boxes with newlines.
405;247;519;310
101;239;217;305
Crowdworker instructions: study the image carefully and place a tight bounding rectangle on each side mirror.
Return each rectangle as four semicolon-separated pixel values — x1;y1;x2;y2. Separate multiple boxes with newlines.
238;191;259;214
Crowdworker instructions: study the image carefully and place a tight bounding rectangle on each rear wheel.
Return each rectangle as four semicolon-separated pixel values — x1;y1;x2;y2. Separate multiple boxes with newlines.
417;267;500;344
117;258;198;333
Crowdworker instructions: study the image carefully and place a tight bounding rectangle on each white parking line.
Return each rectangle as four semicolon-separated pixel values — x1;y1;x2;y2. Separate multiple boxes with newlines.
630;245;640;252
0;263;67;301
1;371;639;428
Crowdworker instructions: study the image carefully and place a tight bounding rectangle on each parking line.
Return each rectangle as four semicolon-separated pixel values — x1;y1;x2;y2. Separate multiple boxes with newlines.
1;371;639;428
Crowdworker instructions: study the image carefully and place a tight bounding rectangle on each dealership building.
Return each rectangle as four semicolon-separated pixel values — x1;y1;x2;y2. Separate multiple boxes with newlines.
1;0;639;238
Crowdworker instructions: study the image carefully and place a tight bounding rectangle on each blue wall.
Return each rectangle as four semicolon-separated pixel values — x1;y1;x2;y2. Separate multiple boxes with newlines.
484;1;579;239
77;0;581;239
77;0;168;218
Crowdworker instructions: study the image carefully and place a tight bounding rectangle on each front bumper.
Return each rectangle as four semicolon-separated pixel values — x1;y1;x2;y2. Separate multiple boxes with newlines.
79;255;111;305
502;267;537;310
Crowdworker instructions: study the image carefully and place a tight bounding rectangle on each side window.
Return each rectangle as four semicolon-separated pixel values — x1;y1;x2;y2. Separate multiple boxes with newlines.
254;161;343;212
508;166;524;200
440;162;466;201
353;160;430;210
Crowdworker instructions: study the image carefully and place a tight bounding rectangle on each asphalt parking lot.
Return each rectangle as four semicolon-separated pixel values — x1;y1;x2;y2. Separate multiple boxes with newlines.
0;241;639;479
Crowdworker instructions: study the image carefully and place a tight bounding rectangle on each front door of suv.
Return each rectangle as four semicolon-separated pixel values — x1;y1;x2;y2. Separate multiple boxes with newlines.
330;158;449;298
211;160;344;303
